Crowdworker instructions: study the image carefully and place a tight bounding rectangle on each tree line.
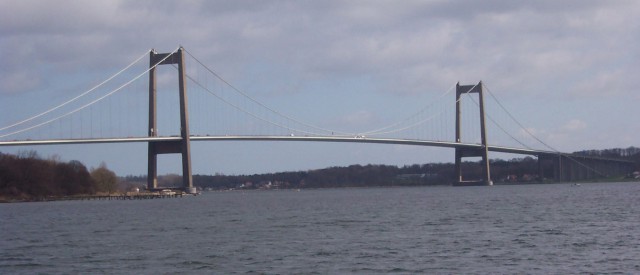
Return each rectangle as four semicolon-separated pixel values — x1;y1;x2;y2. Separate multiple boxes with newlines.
187;147;640;190
574;146;640;171
185;156;549;190
3;146;638;200
574;146;640;166
0;151;117;201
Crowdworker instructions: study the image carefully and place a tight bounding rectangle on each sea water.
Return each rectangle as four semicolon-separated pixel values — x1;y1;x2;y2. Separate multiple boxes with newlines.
2;182;640;274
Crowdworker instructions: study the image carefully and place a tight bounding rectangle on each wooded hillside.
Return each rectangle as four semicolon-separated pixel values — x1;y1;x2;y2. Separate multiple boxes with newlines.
0;151;117;201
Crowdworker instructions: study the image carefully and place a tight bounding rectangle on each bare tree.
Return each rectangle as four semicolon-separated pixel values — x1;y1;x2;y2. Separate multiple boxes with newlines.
91;162;118;194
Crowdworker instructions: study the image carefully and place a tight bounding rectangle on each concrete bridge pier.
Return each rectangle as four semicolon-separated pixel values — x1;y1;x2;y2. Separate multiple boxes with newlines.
453;82;493;186
147;48;195;194
538;153;634;182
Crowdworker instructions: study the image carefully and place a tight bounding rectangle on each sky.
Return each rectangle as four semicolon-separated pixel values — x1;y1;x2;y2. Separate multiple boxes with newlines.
1;0;639;176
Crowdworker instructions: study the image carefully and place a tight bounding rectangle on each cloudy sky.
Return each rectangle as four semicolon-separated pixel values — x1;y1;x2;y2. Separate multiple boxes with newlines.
1;0;638;176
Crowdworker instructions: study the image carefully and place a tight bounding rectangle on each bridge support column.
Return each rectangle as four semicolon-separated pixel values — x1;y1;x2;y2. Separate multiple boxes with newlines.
546;153;634;182
537;155;546;182
537;154;560;182
147;48;194;193
453;82;492;186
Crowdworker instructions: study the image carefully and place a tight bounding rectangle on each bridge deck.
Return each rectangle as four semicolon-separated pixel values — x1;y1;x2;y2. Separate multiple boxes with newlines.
0;135;633;164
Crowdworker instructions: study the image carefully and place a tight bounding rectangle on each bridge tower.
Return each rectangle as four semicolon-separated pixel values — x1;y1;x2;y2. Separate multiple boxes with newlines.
147;47;195;193
454;81;493;186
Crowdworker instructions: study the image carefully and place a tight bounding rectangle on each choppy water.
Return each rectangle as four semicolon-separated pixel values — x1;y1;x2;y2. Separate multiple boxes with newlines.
2;182;640;274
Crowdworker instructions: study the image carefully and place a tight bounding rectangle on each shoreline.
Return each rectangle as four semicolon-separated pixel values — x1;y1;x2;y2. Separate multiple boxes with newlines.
3;178;637;203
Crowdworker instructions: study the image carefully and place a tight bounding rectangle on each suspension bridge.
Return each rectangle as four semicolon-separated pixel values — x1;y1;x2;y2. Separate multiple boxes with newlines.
0;47;633;193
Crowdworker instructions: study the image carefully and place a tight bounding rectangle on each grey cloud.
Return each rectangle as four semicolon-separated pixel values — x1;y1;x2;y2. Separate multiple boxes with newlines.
1;0;638;99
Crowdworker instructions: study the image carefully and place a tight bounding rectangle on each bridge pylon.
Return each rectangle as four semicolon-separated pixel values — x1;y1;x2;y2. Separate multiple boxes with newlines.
147;47;195;194
453;81;493;186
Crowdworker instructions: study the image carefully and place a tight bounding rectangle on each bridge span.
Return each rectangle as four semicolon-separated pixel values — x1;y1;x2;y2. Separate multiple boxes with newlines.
0;47;635;192
0;134;634;186
0;134;583;156
0;134;597;156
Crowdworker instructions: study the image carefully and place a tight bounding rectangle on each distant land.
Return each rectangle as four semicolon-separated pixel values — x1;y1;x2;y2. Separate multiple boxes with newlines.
124;147;640;191
2;147;639;202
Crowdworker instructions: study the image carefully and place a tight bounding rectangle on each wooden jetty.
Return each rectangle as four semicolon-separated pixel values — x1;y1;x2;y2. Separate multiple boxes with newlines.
75;192;185;200
67;189;199;201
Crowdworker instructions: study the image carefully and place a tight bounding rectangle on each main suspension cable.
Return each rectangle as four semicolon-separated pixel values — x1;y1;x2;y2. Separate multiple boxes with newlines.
0;47;180;139
482;83;608;177
363;82;479;137
180;67;328;136
359;83;456;136
0;49;151;132
482;83;557;151
183;48;353;136
462;91;531;148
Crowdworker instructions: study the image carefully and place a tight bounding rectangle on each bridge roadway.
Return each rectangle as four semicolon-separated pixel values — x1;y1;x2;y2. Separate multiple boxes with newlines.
2;135;634;183
0;135;601;159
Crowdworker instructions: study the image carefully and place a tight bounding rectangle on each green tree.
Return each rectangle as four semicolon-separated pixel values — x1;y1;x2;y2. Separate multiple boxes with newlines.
91;162;118;194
